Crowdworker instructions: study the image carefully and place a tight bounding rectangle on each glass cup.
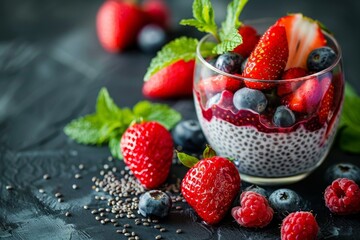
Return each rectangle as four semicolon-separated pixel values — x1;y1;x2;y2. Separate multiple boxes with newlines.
193;19;345;185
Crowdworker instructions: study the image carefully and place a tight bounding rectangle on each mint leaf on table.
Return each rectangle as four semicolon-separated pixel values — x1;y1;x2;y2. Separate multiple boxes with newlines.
64;88;181;159
180;0;218;38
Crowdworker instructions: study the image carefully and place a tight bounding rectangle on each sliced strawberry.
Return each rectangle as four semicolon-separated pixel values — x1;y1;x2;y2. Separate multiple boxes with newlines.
318;76;334;124
276;13;327;70
243;25;288;90
142;59;195;99
96;0;145;53
277;67;308;96
282;78;322;114
233;25;260;58
197;74;243;95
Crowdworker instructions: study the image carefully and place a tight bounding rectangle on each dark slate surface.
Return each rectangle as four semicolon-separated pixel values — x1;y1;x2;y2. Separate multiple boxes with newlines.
1;0;360;239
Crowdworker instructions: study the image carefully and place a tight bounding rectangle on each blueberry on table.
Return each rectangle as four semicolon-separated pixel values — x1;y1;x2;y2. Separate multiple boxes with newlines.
307;46;337;72
269;188;305;219
138;24;166;53
172;120;206;150
215;52;244;74
273;105;296;127
233;88;267;113
325;163;360;184
138;190;172;218
245;185;269;198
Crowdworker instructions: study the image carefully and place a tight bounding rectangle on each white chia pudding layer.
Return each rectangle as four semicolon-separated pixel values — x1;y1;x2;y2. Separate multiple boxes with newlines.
195;99;340;178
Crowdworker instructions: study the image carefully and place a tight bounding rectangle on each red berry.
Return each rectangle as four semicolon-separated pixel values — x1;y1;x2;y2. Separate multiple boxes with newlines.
142;0;171;29
281;211;319;240
197;74;243;95
243;25;288;90
96;0;145;53
231;191;273;228
233;25;260;58
181;156;240;225
281;67;308;80
318;76;334;124
142;59;195;99
120;121;173;189
324;178;360;215
277;67;308;96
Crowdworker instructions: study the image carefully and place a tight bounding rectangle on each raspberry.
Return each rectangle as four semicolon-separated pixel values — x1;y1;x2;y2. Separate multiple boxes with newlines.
281;211;319;240
324;178;360;215
231;191;273;228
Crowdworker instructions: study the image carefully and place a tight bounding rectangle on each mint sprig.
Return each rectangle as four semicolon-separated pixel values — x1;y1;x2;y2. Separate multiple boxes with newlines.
64;88;181;159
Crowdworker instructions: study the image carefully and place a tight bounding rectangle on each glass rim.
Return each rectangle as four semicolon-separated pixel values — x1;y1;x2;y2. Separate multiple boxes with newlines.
196;19;343;83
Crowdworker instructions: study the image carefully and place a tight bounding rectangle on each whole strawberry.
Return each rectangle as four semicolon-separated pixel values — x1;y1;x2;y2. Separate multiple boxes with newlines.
142;0;171;29
178;147;241;225
120;121;174;189
243;25;289;90
281;211;319;240
96;0;145;53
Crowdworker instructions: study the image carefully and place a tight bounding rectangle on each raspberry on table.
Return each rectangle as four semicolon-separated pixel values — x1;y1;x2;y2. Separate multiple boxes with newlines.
281;211;319;240
324;178;360;215
231;191;273;228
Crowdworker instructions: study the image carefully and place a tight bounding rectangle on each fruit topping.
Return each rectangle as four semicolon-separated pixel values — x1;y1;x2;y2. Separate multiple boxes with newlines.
138;24;167;53
281;67;308;80
233;88;268;113
324;178;360;215
276;13;327;70
172;120;206;150
307;46;337;72
325;163;360;185
269;188;305;219
280;211;319;240
138;190;172;218
243;25;288;90
215;52;244;74
240;57;248;74
233;25;260;58
120;121;174;189
273;105;296;127
178;147;241;225
231;191;273;228
318;75;334;124
277;67;308;96
206;90;235;110
198;75;243;95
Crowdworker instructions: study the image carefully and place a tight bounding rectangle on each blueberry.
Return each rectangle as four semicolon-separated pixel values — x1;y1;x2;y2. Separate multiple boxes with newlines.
273;105;296;127
138;190;172;218
325;163;360;184
138;24;166;53
307;46;337;72
215;52;244;74
233;87;267;113
245;185;269;198
172;120;206;150
269;188;305;219
241;57;248;74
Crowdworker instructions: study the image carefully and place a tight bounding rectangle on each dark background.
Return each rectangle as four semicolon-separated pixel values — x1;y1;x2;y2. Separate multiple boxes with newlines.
1;0;360;239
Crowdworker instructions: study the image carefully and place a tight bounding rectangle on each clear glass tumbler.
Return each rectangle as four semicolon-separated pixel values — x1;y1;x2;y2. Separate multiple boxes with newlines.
193;19;345;185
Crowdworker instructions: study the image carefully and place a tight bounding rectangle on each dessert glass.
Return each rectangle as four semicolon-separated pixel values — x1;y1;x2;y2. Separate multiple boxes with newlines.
193;19;345;185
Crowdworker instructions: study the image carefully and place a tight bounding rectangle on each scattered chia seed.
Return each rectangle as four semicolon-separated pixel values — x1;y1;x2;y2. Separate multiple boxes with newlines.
58;198;63;203
83;205;89;210
55;192;62;198
154;225;161;229
95;216;101;221
78;164;84;170
74;173;81;179
160;228;166;232
124;224;131;228
155;235;162;240
124;233;131;237
91;210;98;214
113;223;119;227
100;220;106;225
116;230;122;234
43;174;50;180
72;184;78;190
6;185;13;190
108;156;113;162
38;188;45;193
176;229;182;234
110;219;116;223
65;212;71;217
143;222;150;226
103;164;109;170
99;212;105;217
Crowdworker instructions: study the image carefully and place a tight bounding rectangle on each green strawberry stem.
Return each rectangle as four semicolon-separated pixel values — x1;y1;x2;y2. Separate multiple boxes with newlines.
202;145;217;158
177;151;199;168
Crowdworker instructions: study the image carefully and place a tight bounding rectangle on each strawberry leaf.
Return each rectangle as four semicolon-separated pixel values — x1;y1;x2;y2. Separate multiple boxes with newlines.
202;145;217;158
180;0;218;38
213;27;242;54
177;151;199;168
144;37;198;81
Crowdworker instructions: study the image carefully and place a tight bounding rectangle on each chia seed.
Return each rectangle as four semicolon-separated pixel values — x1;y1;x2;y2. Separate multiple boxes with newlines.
43;174;50;180
38;188;45;193
75;173;81;179
65;212;71;217
176;229;182;234
155;235;162;240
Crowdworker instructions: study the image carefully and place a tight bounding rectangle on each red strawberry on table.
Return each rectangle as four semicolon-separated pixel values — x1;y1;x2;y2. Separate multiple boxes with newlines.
178;147;241;225
277;67;308;96
233;25;260;58
96;0;145;53
276;13;327;70
142;0;171;29
120;121;174;189
282;78;322;114
243;25;289;90
142;59;195;99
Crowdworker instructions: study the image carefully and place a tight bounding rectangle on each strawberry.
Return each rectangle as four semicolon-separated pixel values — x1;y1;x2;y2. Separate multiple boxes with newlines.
282;78;322;114
96;0;145;53
142;59;195;99
243;25;288;90
318;76;334;124
276;13;327;70
120;121;174;189
277;67;308;96
233;25;260;58
142;0;171;29
178;147;241;225
197;74;243;95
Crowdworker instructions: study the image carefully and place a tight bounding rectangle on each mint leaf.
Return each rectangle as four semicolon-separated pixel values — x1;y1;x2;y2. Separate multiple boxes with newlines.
213;28;242;54
144;37;198;80
177;151;199;168
220;0;248;39
64;114;105;145
133;101;181;130
180;0;218;38
339;127;360;154
96;88;122;121
109;134;123;159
